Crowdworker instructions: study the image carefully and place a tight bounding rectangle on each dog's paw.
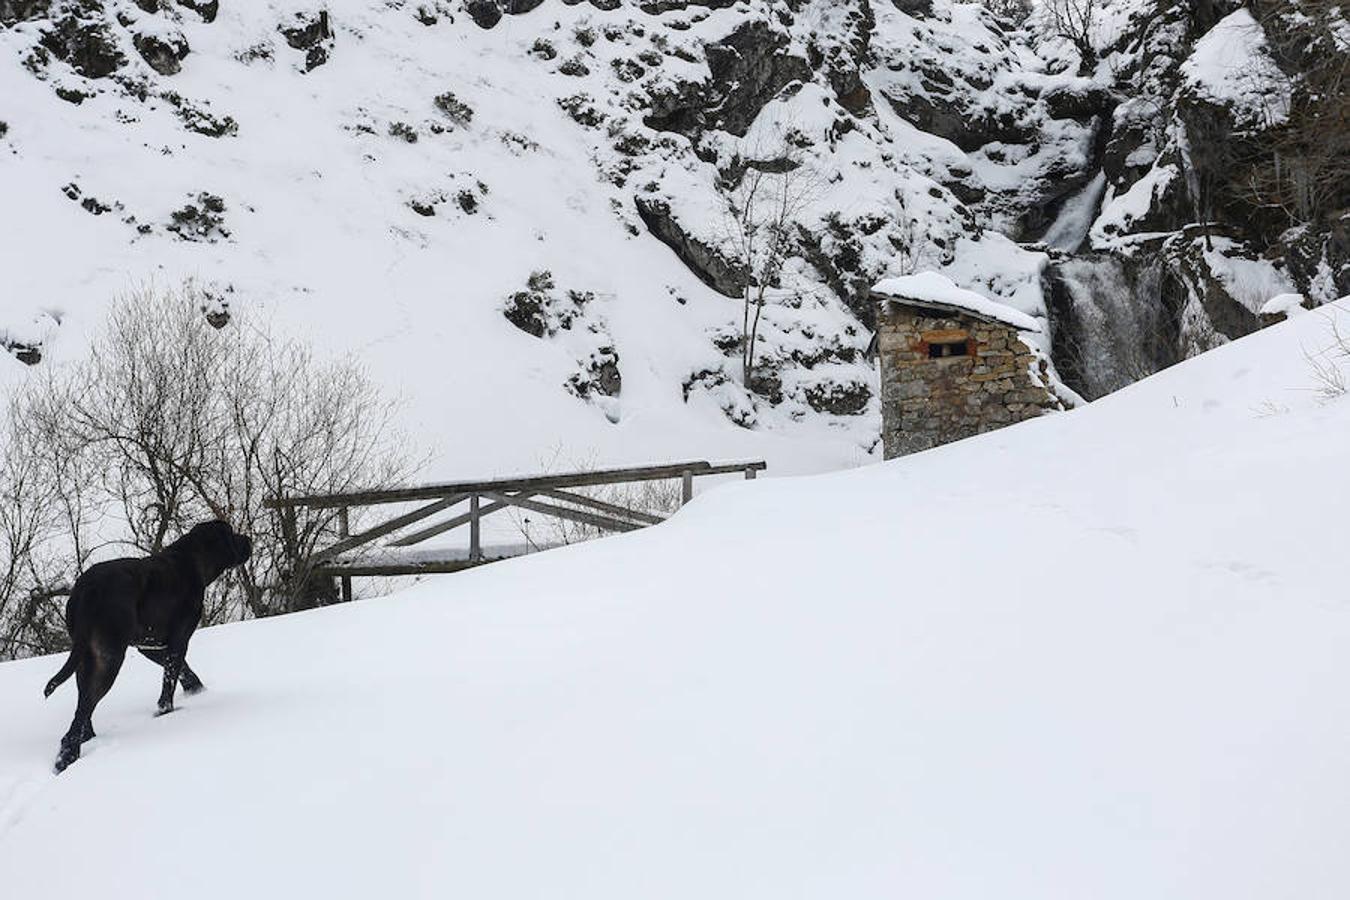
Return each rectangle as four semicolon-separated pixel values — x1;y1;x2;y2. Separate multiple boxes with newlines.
154;704;175;718
182;681;205;696
53;746;79;774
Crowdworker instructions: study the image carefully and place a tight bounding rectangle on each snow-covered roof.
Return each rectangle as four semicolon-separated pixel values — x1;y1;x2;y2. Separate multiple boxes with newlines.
872;272;1042;332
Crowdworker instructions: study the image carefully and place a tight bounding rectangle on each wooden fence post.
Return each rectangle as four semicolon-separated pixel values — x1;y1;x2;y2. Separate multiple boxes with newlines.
744;465;757;480
681;469;693;505
469;493;482;562
337;507;352;603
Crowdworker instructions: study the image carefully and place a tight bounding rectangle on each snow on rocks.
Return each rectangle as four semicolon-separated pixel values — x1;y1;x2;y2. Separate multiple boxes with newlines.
1180;8;1290;132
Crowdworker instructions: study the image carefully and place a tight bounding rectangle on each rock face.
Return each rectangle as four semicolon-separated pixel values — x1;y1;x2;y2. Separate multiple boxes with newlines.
875;298;1063;458
634;197;747;298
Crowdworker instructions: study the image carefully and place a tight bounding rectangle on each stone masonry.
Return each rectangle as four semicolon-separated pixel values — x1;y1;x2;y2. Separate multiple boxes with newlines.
875;296;1064;458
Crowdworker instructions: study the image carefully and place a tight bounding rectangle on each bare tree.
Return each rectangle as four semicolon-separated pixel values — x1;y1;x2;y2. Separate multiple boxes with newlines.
893;190;936;276
719;144;820;389
0;410;64;658
0;282;419;657
1042;0;1099;75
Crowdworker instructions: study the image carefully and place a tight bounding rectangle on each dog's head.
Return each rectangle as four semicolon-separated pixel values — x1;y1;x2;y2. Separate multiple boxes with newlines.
178;520;253;582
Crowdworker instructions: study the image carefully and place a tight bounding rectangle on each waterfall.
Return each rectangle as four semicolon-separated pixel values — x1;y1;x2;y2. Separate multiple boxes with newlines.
1042;172;1108;253
1044;253;1180;400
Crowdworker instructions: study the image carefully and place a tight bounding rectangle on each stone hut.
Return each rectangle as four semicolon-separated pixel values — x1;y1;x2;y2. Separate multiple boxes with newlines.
872;273;1066;458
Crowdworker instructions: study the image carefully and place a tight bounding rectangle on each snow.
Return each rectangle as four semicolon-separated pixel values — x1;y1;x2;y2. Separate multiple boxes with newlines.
1091;160;1177;245
1201;237;1297;315
872;271;1043;332
1261;292;1311;317
1180;9;1291;130
4;298;1348;898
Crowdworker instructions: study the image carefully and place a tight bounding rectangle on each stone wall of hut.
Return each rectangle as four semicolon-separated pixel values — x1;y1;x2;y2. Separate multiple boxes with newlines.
877;302;1063;458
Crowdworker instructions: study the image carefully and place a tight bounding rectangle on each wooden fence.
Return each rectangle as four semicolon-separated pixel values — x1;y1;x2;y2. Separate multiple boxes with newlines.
264;459;766;599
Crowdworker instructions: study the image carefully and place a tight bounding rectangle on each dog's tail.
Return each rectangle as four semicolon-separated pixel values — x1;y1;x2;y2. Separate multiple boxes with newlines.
44;653;76;698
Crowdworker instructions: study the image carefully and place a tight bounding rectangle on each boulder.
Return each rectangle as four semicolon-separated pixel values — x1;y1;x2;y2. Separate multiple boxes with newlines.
133;31;189;76
465;0;501;28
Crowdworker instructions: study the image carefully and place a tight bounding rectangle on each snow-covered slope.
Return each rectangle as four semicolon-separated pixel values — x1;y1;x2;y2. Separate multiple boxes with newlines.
0;0;1092;475
2;300;1348;898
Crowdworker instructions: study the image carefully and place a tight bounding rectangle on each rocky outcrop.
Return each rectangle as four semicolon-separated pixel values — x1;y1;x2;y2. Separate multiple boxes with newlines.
644;19;811;139
635;197;747;298
280;10;334;71
465;0;501;29
38;7;124;78
133;30;188;76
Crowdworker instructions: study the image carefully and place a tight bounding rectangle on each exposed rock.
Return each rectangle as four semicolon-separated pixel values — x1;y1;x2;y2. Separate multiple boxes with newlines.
642;19;810;140
4;341;42;366
279;10;334;71
890;0;931;16
1165;233;1266;341
1283;214;1350;302
1101;98;1161;191
133;30;189;76
880;84;1034;152
201;286;232;328
702;21;811;137
177;0;218;23
502;271;594;338
805;377;871;415
1042;82;1116;121
464;0;500;29
40;10;126;79
167;192;229;242
634;196;747;298
0;0;51;26
567;346;622;398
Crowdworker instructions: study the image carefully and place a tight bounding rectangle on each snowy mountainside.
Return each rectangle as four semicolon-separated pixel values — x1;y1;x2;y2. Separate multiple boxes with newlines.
1;295;1348;897
0;0;1097;475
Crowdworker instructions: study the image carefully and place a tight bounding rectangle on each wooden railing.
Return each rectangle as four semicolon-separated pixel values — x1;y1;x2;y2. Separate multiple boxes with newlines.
265;459;766;598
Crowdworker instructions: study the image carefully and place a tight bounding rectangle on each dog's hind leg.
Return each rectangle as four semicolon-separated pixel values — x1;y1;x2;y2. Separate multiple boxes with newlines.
55;641;125;774
154;652;183;717
177;661;205;695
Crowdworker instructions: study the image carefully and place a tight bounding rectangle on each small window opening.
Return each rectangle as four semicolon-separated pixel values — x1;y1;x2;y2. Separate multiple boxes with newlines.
928;340;970;359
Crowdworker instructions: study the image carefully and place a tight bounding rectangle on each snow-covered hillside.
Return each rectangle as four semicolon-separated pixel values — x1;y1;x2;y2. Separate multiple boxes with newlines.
2;299;1347;898
0;0;1099;476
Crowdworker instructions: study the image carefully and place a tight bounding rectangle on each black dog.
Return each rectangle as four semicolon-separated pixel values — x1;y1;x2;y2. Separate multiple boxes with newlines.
44;520;252;773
